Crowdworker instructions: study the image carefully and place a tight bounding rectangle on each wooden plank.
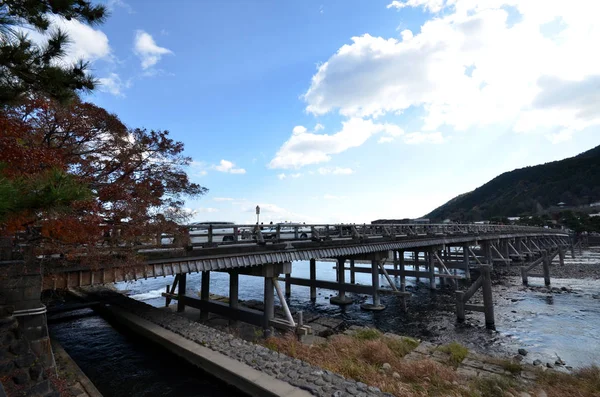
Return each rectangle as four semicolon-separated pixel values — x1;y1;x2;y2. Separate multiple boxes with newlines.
464;304;485;313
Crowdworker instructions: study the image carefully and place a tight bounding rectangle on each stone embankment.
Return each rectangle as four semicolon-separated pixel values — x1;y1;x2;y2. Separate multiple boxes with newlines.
0;307;57;397
83;289;390;397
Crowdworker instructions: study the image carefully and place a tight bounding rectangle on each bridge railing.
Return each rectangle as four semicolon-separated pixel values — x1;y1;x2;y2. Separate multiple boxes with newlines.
150;223;567;251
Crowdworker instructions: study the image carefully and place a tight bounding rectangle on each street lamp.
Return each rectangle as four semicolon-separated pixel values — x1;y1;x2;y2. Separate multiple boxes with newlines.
256;205;260;224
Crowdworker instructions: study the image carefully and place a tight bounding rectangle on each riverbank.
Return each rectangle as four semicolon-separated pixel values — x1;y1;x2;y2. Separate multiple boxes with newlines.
51;339;102;397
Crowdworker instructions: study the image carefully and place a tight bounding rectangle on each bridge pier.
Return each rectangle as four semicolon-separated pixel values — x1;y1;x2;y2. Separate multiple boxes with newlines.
200;271;210;321
428;248;436;289
360;259;385;311
349;259;356;284
399;251;406;285
263;276;274;337
558;247;565;266
177;272;187;312
331;257;353;305
309;258;317;301
463;244;471;280
229;271;239;326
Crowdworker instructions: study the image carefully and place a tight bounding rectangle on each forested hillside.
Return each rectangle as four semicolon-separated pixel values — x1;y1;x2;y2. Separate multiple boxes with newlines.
426;145;600;221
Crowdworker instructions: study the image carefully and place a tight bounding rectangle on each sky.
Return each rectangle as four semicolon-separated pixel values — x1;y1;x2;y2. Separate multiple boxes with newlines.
41;0;600;224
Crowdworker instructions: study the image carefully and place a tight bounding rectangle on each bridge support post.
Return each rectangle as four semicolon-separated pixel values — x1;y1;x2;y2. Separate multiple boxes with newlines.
483;241;493;267
331;257;352;305
414;251;420;283
570;236;576;259
360;260;385;311
309;258;317;301
429;249;436;289
503;240;510;263
558;248;565;266
399;250;405;285
263;276;274;337
481;265;495;329
455;291;465;322
200;271;210;321
520;266;528;286
393;250;398;278
285;272;291;298
229;271;239;326
463;244;471;280
350;259;356;284
177;272;187;313
543;252;551;286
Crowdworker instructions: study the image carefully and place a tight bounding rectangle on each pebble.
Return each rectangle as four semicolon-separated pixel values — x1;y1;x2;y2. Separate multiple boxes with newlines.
518;348;528;356
533;359;542;366
382;363;391;371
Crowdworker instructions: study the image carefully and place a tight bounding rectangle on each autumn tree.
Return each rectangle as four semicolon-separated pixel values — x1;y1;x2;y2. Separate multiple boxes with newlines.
1;95;207;264
0;0;106;105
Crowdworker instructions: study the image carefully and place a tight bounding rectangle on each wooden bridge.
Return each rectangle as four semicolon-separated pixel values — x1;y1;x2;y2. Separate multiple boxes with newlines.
41;223;572;333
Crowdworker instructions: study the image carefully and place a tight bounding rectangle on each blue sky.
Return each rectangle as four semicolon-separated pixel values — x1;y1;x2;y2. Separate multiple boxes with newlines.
52;0;599;223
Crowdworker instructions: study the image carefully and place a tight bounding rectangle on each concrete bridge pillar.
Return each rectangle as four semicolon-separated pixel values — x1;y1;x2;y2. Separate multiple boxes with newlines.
558;247;565;266
309;258;316;301
177;272;187;312
360;259;385;311
200;271;210;321
428;248;436;289
229;271;239;326
263;276;274;336
399;250;406;285
463;244;471;280
331;257;352;305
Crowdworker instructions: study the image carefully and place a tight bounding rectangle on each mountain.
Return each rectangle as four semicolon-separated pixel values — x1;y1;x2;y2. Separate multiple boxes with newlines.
425;145;600;221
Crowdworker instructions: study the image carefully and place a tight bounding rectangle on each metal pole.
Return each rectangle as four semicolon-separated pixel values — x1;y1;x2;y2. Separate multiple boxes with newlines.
273;279;295;326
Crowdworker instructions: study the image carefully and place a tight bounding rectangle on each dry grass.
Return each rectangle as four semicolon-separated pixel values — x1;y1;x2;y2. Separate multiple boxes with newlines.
263;332;463;396
261;331;600;397
536;365;600;397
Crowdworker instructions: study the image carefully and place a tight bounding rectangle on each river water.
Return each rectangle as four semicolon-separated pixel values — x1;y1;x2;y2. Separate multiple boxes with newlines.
49;309;245;396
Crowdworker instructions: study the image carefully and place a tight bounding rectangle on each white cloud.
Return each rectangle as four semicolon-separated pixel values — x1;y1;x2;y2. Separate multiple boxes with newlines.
98;73;130;96
196;207;219;213
323;194;347;200
378;136;395;144
24;16;111;65
277;173;286;180
269;118;403;169
318;167;354;175
403;131;445;144
212;160;246;174
213;197;234;202
387;0;446;13
303;1;600;142
107;0;134;14
134;30;173;69
189;161;209;177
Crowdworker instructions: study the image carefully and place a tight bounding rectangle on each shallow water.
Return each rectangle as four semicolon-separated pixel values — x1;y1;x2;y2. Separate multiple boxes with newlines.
49;310;245;397
117;258;600;369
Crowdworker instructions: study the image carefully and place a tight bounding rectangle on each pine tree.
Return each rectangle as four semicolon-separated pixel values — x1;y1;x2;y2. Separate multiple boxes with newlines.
0;0;106;105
